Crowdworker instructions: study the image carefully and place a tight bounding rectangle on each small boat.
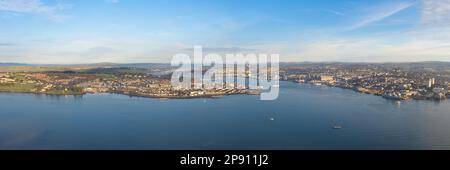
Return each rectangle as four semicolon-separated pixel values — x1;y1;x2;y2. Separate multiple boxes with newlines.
333;126;342;129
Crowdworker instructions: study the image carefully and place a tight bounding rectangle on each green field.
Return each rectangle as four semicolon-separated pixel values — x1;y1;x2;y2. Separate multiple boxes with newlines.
0;83;84;95
0;83;38;92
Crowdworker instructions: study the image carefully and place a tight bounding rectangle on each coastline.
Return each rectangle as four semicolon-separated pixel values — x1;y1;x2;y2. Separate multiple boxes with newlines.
0;89;257;100
1;80;448;101
287;80;449;101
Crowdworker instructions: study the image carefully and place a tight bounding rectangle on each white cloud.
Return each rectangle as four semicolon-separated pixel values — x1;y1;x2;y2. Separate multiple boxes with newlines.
0;0;65;20
279;0;450;62
3;0;450;63
323;9;346;16
0;38;191;64
281;31;450;62
421;0;450;26
349;2;415;30
0;0;53;13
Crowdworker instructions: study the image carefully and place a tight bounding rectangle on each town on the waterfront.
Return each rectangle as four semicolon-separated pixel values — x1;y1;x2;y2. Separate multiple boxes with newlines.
0;66;253;99
1;62;450;101
280;62;450;101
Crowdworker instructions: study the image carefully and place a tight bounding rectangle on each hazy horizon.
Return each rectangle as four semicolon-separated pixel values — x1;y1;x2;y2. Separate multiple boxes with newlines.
4;61;450;66
2;0;450;64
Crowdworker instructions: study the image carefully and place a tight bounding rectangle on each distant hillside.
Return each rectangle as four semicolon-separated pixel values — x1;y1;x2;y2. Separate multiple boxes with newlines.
280;61;450;71
115;63;171;68
0;63;28;67
2;61;450;71
50;62;172;68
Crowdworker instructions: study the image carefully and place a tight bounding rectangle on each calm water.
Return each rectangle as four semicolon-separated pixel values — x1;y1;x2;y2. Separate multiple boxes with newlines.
1;81;450;150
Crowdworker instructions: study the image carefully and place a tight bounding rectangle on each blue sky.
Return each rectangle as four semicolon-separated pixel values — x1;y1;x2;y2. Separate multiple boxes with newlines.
0;0;450;63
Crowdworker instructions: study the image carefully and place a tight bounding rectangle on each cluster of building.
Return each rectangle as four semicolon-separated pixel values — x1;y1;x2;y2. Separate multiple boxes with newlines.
0;73;15;83
0;72;251;98
281;64;450;100
3;63;450;101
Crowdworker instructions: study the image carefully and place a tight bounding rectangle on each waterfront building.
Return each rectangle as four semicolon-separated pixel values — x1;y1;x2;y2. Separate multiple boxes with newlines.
433;87;445;94
0;78;15;83
428;78;435;88
320;75;334;82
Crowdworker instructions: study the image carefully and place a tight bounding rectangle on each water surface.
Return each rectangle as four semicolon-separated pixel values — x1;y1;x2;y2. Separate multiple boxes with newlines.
1;81;450;149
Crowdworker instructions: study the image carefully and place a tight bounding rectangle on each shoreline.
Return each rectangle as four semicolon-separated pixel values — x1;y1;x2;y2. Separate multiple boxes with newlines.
288;80;449;102
1;81;448;101
0;90;256;100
